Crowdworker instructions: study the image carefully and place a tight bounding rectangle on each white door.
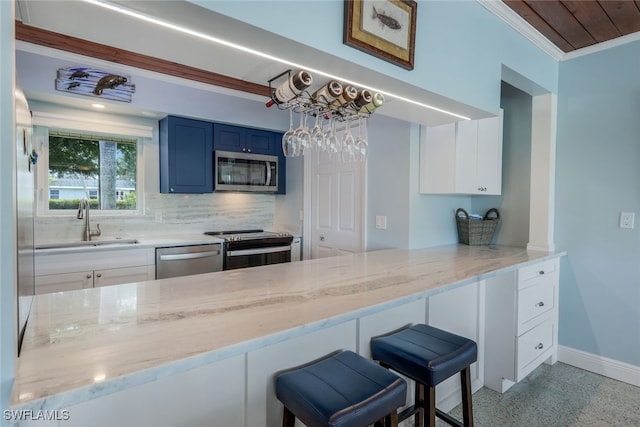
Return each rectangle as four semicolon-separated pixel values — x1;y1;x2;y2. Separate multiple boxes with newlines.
307;131;365;259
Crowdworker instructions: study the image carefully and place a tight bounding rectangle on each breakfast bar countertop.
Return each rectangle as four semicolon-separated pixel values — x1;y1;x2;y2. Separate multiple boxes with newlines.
11;244;565;411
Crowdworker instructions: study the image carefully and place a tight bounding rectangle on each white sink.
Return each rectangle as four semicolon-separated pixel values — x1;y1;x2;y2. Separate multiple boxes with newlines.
35;239;139;250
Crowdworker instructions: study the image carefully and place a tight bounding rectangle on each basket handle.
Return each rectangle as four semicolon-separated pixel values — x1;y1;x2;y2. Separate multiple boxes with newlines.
456;208;469;218
484;208;500;220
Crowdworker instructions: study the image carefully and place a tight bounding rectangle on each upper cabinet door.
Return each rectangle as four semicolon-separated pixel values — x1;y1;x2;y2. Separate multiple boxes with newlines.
475;114;503;195
159;116;213;194
214;124;245;152
246;128;276;155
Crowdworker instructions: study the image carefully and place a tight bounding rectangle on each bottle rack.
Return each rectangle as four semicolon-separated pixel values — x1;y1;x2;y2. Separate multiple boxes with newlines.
267;69;376;122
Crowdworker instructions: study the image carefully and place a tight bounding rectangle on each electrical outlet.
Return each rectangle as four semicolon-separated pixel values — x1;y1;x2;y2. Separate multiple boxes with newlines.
155;212;163;223
619;212;635;229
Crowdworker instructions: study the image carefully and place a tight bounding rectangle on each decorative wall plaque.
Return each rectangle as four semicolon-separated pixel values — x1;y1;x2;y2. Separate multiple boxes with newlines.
55;67;136;102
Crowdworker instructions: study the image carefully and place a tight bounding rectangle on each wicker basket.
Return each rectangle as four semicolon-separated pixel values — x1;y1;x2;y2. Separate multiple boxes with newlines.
455;208;500;245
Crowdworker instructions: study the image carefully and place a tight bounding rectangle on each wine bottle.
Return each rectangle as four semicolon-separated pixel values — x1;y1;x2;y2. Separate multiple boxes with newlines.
354;89;373;108
359;92;385;113
311;80;343;105
330;84;358;108
266;70;313;107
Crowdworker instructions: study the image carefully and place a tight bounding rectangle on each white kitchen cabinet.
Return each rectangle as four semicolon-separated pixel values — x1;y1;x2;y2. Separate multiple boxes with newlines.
35;247;155;294
420;111;503;195
484;258;559;393
62;354;245;427
290;236;301;262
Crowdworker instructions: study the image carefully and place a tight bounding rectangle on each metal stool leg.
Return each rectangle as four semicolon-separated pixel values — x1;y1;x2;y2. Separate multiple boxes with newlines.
427;385;436;427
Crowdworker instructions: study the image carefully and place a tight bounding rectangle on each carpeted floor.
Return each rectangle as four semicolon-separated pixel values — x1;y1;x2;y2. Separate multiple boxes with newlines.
442;362;640;427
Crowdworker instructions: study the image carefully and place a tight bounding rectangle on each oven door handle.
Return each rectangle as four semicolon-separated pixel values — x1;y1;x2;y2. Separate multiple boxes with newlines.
227;245;291;257
158;251;220;261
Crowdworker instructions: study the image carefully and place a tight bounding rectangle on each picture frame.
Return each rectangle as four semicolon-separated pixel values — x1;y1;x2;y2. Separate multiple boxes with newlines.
344;0;417;70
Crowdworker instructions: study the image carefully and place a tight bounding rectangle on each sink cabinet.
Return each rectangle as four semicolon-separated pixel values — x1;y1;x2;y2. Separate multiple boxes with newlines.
420;111;503;195
35;247;155;294
484;258;560;393
159;116;214;194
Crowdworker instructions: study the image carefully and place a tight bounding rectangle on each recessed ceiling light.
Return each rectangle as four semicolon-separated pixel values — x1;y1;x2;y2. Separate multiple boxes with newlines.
92;103;105;109
83;0;470;121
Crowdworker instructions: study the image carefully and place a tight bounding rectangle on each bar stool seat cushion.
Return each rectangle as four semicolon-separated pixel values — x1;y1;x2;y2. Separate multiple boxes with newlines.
371;324;477;387
275;350;406;427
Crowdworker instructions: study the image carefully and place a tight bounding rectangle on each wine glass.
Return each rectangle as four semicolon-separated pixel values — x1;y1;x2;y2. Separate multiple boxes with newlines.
294;110;311;156
282;108;296;157
310;112;325;151
342;117;356;163
325;115;339;157
354;116;368;162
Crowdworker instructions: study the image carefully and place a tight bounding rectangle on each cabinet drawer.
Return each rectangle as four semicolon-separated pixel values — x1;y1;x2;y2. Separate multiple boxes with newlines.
517;278;554;332
516;320;553;375
518;258;558;289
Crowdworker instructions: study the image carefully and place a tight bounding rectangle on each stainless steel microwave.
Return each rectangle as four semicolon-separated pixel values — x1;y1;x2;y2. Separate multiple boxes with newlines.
214;150;278;192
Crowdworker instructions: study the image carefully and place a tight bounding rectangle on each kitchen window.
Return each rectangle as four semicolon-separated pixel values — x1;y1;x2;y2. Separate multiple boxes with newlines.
32;111;151;217
35;128;146;217
46;130;139;212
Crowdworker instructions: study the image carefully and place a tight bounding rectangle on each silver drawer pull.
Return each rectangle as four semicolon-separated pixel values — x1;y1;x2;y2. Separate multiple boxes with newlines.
535;301;545;308
535;343;544;350
538;270;545;275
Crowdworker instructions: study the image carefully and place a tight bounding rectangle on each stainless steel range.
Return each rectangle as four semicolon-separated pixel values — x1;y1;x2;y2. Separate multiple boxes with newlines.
204;229;293;270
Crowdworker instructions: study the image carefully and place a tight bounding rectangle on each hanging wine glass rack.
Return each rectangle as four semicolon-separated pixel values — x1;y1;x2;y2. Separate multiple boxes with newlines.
267;69;379;121
267;69;378;161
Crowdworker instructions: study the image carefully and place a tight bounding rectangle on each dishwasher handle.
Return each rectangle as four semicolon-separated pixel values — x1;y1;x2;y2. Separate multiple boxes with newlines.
158;251;220;261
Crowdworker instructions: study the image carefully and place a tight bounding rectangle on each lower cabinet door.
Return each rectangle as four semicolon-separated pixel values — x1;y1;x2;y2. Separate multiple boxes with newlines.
93;265;152;287
35;271;93;294
516;320;554;381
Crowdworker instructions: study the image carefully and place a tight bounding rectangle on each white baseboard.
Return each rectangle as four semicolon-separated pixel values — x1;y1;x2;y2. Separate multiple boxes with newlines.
558;345;640;387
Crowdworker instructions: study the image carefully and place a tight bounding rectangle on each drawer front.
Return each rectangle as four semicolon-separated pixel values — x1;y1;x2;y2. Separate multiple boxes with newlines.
516;320;553;371
518;258;558;289
517;277;555;331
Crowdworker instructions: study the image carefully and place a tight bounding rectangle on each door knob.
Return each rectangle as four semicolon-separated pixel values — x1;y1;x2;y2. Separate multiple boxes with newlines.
320;235;325;241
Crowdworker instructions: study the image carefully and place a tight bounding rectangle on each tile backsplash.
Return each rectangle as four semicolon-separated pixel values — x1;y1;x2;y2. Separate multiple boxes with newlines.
34;192;275;243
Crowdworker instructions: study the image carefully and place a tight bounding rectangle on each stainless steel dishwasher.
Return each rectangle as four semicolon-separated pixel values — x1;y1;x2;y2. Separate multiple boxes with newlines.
155;244;223;279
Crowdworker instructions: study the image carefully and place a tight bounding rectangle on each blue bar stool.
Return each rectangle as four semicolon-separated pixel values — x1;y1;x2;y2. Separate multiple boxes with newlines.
371;324;477;427
275;350;407;427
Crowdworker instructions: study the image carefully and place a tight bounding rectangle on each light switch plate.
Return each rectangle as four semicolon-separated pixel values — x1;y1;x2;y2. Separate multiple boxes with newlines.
375;215;387;229
620;212;635;229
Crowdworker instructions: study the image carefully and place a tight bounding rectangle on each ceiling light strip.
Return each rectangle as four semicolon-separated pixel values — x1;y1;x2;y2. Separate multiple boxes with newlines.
84;0;470;121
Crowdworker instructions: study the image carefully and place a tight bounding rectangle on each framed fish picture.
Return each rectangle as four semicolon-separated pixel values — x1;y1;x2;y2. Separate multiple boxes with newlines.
344;0;417;70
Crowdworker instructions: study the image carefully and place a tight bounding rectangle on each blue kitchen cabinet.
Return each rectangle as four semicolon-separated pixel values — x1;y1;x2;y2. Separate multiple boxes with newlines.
214;123;277;155
159;116;213;193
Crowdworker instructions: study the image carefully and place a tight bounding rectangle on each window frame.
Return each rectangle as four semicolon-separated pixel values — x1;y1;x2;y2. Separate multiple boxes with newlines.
33;113;150;218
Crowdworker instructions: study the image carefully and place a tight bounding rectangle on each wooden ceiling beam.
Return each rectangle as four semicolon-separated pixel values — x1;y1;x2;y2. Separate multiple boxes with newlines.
14;21;272;98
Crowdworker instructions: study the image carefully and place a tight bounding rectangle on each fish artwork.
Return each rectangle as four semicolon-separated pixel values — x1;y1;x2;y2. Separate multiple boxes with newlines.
67;82;81;90
93;74;128;96
372;6;401;30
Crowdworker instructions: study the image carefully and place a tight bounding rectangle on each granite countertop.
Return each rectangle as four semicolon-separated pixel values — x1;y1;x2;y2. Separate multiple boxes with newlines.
11;245;565;411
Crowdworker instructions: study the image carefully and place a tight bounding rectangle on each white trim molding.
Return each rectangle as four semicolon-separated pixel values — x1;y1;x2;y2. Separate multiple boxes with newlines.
558;345;640;387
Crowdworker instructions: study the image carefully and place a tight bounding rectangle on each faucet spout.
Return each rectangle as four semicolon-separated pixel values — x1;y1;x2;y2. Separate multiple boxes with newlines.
77;198;101;241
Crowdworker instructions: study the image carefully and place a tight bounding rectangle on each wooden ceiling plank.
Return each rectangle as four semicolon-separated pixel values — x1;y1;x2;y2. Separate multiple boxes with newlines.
504;0;575;51
14;21;271;98
599;1;640;35
561;0;621;42
524;0;597;49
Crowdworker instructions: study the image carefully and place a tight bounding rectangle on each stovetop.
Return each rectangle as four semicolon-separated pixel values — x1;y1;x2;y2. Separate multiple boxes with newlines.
204;229;292;242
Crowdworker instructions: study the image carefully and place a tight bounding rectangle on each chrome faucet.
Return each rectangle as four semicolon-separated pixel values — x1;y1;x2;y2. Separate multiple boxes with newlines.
77;198;101;241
